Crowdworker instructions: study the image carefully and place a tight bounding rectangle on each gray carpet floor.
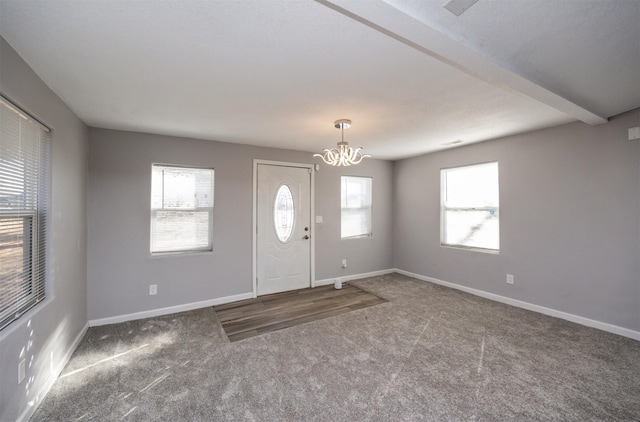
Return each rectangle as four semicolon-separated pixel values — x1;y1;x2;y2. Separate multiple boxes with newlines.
31;273;640;421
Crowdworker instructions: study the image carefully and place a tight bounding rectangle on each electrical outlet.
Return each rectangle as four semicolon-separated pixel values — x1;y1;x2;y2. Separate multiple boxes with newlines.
341;259;347;268
18;359;25;384
149;284;157;295
506;274;514;285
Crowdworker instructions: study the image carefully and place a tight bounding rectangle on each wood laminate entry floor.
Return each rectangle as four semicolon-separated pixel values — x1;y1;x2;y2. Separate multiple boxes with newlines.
214;283;387;342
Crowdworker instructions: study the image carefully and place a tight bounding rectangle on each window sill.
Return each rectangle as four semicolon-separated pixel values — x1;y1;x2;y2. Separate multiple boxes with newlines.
440;244;500;255
341;234;373;240
149;250;214;258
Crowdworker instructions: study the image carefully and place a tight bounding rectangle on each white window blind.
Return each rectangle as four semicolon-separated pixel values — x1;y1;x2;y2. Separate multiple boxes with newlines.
0;96;50;331
151;165;214;254
441;162;499;251
341;176;372;238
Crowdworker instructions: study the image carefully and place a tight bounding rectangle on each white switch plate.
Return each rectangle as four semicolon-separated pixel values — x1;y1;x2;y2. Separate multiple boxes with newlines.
628;126;640;141
506;274;514;285
149;284;157;295
315;216;323;224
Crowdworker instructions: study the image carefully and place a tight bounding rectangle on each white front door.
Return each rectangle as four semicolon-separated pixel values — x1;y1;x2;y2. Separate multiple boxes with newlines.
256;163;312;296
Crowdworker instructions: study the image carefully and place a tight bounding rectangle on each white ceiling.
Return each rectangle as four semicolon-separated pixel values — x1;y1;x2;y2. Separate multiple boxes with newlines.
1;0;638;160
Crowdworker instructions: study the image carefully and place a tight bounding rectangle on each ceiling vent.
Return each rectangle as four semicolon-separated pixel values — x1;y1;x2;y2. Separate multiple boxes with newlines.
444;0;479;16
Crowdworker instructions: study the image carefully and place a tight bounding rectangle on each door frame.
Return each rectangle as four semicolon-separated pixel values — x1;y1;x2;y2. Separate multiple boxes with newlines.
252;159;316;298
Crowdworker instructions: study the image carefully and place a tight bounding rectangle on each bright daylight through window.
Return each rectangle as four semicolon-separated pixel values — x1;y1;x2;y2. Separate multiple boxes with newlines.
151;165;214;254
441;162;499;251
0;96;50;331
341;176;372;239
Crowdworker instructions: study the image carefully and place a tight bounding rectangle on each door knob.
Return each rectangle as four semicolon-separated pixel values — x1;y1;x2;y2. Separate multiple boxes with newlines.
304;227;309;231
303;235;309;240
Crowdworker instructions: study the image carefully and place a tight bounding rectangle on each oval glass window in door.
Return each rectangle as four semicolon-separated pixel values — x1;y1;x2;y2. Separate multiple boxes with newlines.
274;184;295;242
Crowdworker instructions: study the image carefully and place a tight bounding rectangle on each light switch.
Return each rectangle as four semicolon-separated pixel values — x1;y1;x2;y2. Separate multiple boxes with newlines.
315;216;323;224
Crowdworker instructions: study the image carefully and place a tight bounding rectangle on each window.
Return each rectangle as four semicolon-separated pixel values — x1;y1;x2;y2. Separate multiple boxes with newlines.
0;96;50;331
273;184;295;243
341;176;372;238
151;165;214;254
441;162;499;251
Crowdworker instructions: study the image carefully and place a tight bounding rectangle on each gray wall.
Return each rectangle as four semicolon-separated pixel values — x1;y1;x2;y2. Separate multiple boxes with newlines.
393;109;640;331
87;129;393;320
2;27;637;420
0;37;88;421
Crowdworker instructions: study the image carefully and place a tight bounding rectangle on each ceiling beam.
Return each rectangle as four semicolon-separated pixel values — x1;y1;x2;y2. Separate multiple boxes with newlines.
316;0;608;125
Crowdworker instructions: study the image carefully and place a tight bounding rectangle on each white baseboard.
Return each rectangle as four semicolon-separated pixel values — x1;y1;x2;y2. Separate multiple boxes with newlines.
89;292;254;327
90;268;639;340
394;269;640;341
18;321;89;422
314;268;396;287
90;271;397;326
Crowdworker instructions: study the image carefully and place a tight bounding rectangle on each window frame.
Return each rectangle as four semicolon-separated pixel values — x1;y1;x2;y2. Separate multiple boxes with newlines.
340;175;373;239
150;163;215;255
0;95;50;332
440;161;499;253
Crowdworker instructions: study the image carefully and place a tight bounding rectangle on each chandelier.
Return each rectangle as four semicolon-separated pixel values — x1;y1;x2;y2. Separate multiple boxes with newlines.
314;119;371;166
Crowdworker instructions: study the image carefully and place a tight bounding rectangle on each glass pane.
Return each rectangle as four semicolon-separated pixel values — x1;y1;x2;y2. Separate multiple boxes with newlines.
444;163;498;208
341;176;372;238
152;166;214;209
151;210;212;253
0;216;32;317
341;176;372;208
341;208;371;238
444;209;499;250
274;185;295;243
